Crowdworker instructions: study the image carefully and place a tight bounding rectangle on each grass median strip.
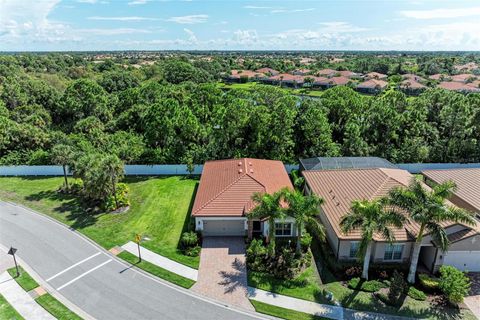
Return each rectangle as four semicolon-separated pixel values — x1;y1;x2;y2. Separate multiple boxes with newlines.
118;251;195;289
250;300;329;320
0;293;24;320
35;293;83;320
7;267;39;292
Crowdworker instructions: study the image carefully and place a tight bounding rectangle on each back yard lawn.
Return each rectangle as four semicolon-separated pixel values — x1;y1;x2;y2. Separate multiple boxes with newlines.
248;241;476;320
0;176;199;269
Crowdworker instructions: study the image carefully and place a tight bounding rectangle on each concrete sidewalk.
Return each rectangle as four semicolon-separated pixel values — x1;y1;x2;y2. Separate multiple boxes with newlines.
0;272;55;320
121;241;198;281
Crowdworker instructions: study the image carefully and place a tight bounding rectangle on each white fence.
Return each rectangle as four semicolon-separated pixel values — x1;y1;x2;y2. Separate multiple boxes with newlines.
0;163;479;176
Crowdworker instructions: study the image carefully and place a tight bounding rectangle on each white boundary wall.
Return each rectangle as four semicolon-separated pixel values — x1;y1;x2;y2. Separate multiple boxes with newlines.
0;163;479;176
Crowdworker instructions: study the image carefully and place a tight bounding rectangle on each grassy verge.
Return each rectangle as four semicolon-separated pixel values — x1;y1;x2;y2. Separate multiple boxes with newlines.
0;294;24;320
117;251;195;289
0;176;199;269
250;300;328;320
7;266;39;292
35;294;83;320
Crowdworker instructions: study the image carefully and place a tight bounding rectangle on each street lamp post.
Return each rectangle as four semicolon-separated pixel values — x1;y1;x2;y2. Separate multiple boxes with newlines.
7;247;19;277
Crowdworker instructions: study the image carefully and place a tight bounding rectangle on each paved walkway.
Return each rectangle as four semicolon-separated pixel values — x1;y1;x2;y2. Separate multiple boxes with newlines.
0;271;55;320
465;273;480;319
121;241;198;281
192;237;254;311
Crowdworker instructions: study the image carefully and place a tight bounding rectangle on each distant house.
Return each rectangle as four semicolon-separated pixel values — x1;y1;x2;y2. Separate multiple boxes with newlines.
316;69;337;78
329;76;352;86
301;164;480;272
429;74;449;81
264;73;305;88
438;81;480;93
454;62;479;72
356;79;388;94
402;74;426;82
192;158;294;238
451;73;477;83
337;70;359;78
365;72;388;80
227;70;266;82
255;67;280;76
292;68;311;76
399;79;427;95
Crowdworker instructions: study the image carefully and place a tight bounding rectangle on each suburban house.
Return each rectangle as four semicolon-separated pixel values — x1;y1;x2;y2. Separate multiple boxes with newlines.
264;73;305;88
255;67;279;76
422;168;480;220
402;74;425;82
337;70;359;78
429;74;450;81
227;70;265;82
438;81;480;93
316;68;337;77
300;158;480;272
365;72;388;80
451;73;477;83
356;79;388;94
292;68;311;76
192;158;295;238
399;79;426;95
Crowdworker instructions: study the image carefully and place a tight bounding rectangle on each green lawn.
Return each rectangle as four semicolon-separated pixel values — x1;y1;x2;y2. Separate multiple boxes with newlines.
0;176;199;269
250;300;328;320
118;251;195;289
7;267;39;292
0;294;24;320
248;243;475;320
35;294;83;320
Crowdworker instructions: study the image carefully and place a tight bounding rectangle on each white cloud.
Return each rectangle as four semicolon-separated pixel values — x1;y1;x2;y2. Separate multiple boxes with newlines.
88;16;158;21
243;5;276;9
128;0;149;5
318;21;370;33
77;28;151;35
271;8;315;14
77;0;98;3
401;6;480;19
167;14;208;24
183;28;197;43
234;29;258;44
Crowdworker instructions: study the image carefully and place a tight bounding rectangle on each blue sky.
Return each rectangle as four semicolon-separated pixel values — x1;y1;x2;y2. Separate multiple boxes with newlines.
1;0;480;51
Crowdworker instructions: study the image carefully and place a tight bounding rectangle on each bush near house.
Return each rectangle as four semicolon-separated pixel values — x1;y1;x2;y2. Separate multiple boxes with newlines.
246;238;311;280
180;231;201;257
102;183;130;211
387;270;408;306
407;287;427;301
418;273;440;292
347;278;386;292
439;265;471;305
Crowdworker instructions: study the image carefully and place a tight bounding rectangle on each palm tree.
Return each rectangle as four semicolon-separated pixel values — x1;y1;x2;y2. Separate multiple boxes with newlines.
283;189;325;254
340;199;405;280
388;179;476;283
248;190;285;254
102;155;125;209
51;144;74;191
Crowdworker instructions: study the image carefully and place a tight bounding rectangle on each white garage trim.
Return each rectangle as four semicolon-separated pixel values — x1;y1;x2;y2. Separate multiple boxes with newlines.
442;251;480;272
195;217;247;236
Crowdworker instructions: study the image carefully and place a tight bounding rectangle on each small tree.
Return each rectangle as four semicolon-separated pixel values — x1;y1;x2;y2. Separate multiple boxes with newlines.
102;155;124;210
51;144;74;191
439;265;471;304
388;270;407;306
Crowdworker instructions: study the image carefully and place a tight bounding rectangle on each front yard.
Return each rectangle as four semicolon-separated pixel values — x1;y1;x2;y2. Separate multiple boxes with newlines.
0;176;199;269
248;240;476;320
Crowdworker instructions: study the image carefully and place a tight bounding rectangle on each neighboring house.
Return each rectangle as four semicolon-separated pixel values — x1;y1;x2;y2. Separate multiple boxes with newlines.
422;169;480;220
301;165;480;272
402;74;426;82
365;72;388;80
264;73;305;88
255;67;280;76
337;70;359;78
429;74;449;81
438;81;480;93
192;158;295;238
399;79;427;95
292;68;311;76
451;73;477;83
329;76;352;86
317;69;337;78
227;70;266;82
299;156;397;171
356;79;388;94
454;62;479;72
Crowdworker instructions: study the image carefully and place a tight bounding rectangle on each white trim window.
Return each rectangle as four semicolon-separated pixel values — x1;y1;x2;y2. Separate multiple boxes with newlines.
274;222;292;236
349;242;359;258
384;244;404;261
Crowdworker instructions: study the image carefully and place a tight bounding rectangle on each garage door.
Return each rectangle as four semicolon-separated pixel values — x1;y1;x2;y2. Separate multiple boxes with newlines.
202;220;245;236
443;251;480;272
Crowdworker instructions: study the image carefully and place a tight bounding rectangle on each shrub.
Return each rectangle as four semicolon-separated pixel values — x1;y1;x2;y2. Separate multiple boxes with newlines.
185;245;201;257
388;271;407;306
102;183;130;211
439;265;471;304
300;232;312;251
419;273;440;292
181;231;198;247
69;179;84;195
347;278;385;292
408;287;427;301
345;266;362;279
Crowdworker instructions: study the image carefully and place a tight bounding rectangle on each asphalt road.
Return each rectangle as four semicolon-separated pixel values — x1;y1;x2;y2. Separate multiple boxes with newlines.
0;201;264;320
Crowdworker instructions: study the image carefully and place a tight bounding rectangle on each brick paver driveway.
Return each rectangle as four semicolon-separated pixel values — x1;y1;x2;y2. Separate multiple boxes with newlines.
192;237;254;311
465;273;480;319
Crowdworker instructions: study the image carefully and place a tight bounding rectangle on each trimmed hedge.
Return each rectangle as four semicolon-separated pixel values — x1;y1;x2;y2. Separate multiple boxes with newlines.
347;277;386;292
419;273;440;292
408;287;427;301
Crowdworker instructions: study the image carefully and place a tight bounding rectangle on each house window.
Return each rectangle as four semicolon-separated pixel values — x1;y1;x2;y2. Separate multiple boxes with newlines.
384;244;404;261
349;242;359;258
274;223;292;236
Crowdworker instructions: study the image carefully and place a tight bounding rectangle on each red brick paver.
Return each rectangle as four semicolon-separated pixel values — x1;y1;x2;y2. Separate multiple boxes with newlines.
465;273;480;319
192;237;254;311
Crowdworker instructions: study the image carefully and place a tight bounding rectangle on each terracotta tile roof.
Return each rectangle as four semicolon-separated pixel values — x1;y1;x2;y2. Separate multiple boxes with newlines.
229;70;265;79
312;76;331;85
357;79;388;89
467;80;480;89
255;67;279;75
365;72;387;80
330;76;351;86
337;70;358;78
269;73;304;83
402;74;425;82
446;228;478;244
422;169;480;214
438;81;480;92
429;74;448;81
400;79;426;89
292;68;311;75
451;73;477;83
192;158;293;217
303;168;467;241
317;69;337;77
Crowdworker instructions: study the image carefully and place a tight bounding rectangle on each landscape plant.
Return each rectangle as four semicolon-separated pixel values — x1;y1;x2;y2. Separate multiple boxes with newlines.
439;265;471;304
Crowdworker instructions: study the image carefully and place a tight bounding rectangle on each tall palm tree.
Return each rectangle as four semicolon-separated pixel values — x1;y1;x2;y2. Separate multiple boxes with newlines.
283;189;325;254
248;190;285;254
340;199;405;280
51;144;74;191
388;179;476;283
102;155;125;209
